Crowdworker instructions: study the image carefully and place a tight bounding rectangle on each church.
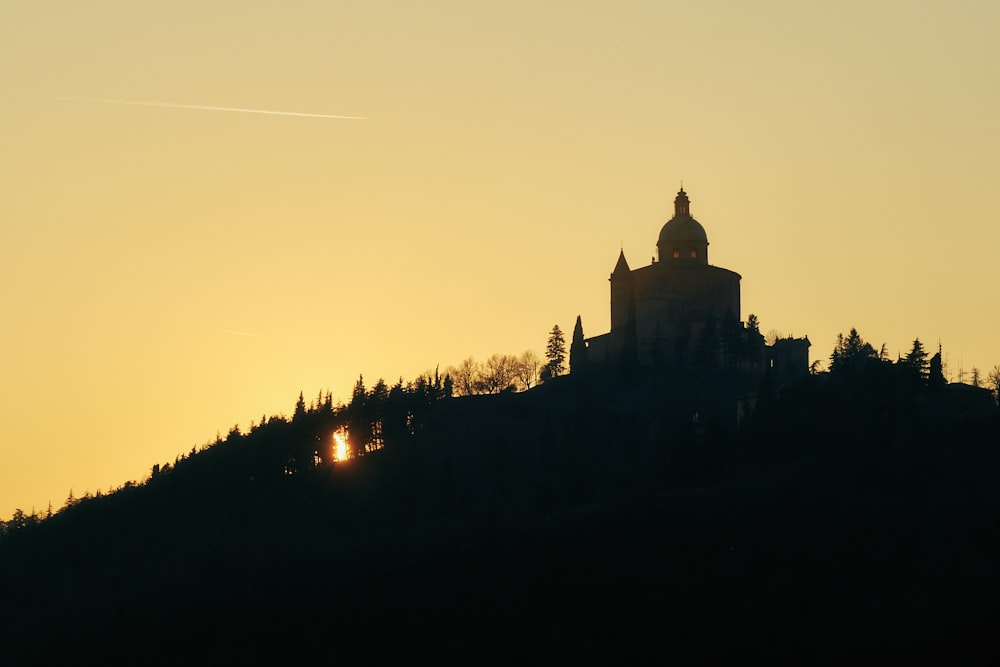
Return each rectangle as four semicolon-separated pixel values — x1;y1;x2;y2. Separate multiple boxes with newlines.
586;187;809;386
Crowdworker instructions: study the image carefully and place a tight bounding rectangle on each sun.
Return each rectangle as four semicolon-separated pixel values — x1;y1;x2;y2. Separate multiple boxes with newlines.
332;429;349;462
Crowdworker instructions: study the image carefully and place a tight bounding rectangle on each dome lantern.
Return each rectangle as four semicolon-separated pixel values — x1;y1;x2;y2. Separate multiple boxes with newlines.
656;187;709;264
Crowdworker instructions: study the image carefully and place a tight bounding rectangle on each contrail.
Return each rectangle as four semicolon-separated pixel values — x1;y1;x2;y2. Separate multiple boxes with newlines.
47;96;366;120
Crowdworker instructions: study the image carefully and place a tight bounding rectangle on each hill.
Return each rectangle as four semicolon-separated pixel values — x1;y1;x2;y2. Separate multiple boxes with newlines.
1;366;998;665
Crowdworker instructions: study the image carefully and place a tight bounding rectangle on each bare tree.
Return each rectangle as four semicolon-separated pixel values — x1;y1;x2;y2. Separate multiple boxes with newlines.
481;353;517;394
514;350;541;391
447;351;542;395
988;365;1000;403
450;357;481;396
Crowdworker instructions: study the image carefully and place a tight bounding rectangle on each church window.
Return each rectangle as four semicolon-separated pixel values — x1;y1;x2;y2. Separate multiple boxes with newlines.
691;249;698;258
672;248;680;259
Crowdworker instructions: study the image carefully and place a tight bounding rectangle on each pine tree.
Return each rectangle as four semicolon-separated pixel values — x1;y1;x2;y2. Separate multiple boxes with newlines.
545;324;566;378
829;327;878;378
293;391;307;420
902;338;929;386
348;375;370;457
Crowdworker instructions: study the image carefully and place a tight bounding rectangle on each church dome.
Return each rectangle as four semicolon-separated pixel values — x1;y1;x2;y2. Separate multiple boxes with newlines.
657;188;708;244
656;188;709;263
658;216;708;244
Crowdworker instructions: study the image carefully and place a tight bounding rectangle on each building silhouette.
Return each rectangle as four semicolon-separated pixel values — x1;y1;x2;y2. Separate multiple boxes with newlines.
587;188;809;379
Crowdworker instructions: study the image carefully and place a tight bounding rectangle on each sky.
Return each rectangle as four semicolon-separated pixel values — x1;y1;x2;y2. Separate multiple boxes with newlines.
2;0;999;519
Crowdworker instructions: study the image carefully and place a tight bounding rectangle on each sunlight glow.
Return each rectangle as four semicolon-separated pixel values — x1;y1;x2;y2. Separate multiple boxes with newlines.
333;429;349;462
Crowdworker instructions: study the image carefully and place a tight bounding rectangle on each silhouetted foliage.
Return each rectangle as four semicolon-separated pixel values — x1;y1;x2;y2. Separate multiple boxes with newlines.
515;350;541;391
3;334;999;663
569;315;587;375
988;365;1000;404
383;379;408;446
829;327;880;380
901;338;930;387
545;324;566;378
480;353;517;394
451;356;479;396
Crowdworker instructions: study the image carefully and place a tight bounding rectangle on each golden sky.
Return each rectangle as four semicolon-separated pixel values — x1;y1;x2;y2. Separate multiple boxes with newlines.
2;1;999;518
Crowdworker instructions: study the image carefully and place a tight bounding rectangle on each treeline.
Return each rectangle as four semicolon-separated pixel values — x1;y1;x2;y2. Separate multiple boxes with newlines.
1;325;1000;663
823;328;1000;399
443;351;542;395
747;327;1000;452
3;324;997;538
0;319;577;535
0;369;451;537
441;323;572;395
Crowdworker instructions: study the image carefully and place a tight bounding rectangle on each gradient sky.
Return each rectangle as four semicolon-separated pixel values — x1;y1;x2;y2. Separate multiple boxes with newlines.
3;1;999;518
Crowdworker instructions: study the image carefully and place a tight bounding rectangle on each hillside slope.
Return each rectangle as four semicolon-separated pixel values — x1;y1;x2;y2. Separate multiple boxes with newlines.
1;372;998;664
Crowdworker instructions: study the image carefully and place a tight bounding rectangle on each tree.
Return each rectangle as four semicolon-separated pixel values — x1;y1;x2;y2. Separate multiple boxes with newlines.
515;350;541;391
569;315;588;374
382;379;408;445
450;357;480;396
539;364;553;383
747;313;760;333
348;375;370;457
545;324;566;378
293;391;307;420
481;353;517;394
902;338;929;384
988;365;1000;404
8;508;26;531
368;378;389;450
829;327;878;378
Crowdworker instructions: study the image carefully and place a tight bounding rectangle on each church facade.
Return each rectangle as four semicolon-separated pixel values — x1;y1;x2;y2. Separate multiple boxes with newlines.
586;188;808;378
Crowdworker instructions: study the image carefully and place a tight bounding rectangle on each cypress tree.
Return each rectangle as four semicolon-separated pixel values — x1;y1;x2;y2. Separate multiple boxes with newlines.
570;315;588;374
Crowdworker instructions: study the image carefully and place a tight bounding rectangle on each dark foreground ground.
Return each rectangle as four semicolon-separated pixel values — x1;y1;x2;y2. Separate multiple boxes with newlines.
2;375;998;665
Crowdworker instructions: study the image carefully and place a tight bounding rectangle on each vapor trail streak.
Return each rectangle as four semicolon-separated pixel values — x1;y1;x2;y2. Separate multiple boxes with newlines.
216;329;260;337
49;97;366;120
